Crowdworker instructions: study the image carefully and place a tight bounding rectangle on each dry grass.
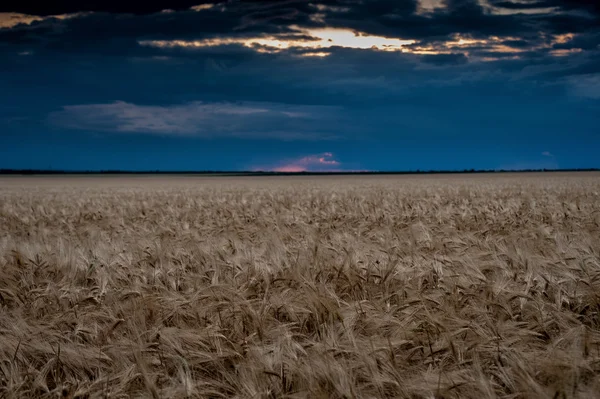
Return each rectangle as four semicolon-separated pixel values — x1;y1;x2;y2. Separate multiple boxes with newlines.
1;173;600;398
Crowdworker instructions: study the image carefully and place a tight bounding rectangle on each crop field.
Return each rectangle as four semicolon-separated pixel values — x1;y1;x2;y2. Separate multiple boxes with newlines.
1;173;600;398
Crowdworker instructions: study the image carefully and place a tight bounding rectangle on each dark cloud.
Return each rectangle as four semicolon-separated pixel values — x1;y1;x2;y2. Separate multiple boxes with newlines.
547;0;600;16
443;0;483;15
420;53;468;65
491;0;600;15
553;33;600;50
317;0;599;42
491;1;554;10
2;0;598;56
340;0;419;18
3;0;595;19
501;39;531;48
320;9;525;42
0;1;220;15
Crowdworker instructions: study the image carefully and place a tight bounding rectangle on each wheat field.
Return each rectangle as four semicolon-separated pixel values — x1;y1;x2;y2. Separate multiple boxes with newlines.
1;173;600;398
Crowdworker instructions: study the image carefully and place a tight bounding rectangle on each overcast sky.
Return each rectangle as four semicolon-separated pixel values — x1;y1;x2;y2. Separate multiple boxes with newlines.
1;0;599;171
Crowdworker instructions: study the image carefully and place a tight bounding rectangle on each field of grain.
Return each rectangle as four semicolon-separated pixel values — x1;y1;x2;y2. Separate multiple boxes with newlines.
1;173;600;398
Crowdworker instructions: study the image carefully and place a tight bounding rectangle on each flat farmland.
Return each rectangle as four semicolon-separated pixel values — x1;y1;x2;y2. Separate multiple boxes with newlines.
1;173;600;398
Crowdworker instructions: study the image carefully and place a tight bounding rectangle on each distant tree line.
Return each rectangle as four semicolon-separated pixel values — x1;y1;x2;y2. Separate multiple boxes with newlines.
1;168;598;176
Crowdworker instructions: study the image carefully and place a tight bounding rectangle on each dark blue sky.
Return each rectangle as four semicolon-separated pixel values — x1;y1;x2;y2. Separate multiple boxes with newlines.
1;0;599;171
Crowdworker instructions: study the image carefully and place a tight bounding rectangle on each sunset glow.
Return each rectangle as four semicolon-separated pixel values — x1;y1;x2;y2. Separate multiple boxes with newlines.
139;29;580;60
0;11;83;28
139;27;416;56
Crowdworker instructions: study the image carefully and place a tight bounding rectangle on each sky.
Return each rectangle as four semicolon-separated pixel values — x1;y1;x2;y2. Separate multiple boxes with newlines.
1;0;599;172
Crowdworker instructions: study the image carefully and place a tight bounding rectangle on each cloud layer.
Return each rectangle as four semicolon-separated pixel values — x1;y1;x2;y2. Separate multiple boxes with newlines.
0;1;211;15
254;152;345;172
48;101;342;140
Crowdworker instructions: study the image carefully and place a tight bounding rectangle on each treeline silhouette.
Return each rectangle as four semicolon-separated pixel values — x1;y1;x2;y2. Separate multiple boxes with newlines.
1;168;598;176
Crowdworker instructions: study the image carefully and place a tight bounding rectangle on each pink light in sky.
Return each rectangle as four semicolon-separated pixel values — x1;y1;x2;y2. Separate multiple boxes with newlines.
274;165;307;172
255;152;343;172
272;152;340;172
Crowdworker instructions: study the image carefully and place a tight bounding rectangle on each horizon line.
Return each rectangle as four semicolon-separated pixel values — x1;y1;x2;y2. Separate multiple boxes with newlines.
1;168;599;176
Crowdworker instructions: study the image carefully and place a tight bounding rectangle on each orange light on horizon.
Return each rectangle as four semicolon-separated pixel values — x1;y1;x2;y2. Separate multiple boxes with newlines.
139;26;416;56
0;11;86;29
138;27;579;60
